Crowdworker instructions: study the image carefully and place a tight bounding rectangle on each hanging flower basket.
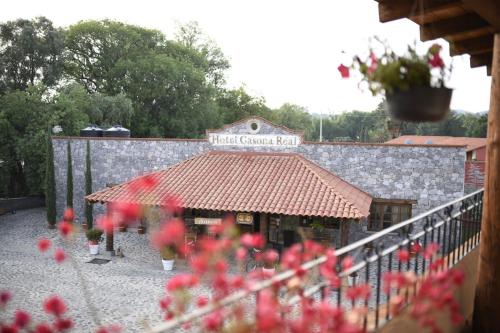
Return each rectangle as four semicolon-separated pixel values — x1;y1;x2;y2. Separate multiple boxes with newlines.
338;39;452;122
386;86;452;122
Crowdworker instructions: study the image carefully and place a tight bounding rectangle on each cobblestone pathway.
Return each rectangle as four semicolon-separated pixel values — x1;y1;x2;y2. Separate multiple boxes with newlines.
0;208;204;332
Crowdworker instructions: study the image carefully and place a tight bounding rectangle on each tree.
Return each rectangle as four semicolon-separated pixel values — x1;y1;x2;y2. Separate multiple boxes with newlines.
66;141;73;208
89;93;134;128
272;103;313;136
0;86;52;196
85;140;93;229
64;20;165;95
0;17;65;94
175;21;230;88
45;130;56;228
216;87;272;124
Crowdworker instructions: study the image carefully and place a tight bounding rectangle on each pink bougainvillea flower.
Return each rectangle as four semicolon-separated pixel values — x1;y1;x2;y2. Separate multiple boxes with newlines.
196;296;208;308
0;324;19;333
341;256;354;270
128;175;158;193
203;311;223;332
166;274;199;292
151;218;186;250
159;296;172;310
411;241;422;254
96;325;121;333
240;233;264;249
54;318;73;331
256;289;282;331
37;238;52;252
96;216;114;234
54;249;66;263
58;221;73;238
346;283;371;301
34;323;53;333
397;249;410;263
162;195;184;215
262;249;279;264
110;202;142;223
62;208;74;222
337;64;350;78
424;243;440;259
43;296;67;317
14;310;31;328
428;53;445;68
368;52;378;74
0;290;12;306
235;247;247;261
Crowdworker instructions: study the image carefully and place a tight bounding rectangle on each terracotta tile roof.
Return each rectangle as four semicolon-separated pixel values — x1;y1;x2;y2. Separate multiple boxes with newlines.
385;135;486;152
86;151;372;219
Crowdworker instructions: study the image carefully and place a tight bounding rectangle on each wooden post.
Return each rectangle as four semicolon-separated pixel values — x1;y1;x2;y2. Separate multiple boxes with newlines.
340;218;350;247
473;33;500;333
105;203;114;253
260;213;268;243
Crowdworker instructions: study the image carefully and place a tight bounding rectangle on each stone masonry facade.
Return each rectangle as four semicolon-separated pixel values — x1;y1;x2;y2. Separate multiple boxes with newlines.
53;117;466;237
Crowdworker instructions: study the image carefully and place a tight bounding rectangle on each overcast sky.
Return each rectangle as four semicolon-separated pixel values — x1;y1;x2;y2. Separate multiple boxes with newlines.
1;0;492;114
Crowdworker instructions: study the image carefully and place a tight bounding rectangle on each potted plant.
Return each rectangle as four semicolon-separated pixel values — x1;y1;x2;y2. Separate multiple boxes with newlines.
86;229;103;255
338;39;452;122
160;246;176;271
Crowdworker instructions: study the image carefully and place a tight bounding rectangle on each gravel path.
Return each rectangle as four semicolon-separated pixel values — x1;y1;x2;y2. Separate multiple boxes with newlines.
0;208;200;332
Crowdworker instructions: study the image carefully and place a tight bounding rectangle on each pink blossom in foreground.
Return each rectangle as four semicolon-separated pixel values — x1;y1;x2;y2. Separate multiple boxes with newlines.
54;249;66;263
0;291;12;306
14;310;31;328
58;221;73;238
37;238;52;252
62;208;74;222
338;64;350;78
43;296;67;317
152;219;186;251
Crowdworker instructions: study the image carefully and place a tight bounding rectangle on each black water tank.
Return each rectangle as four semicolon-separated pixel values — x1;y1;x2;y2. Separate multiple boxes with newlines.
103;125;130;138
80;125;103;137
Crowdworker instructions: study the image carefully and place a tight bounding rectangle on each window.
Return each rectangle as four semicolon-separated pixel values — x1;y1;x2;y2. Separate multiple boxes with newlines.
368;200;413;231
472;150;477;161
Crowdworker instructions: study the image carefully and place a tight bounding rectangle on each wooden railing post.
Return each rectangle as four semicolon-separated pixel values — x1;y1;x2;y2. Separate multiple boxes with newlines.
473;33;500;333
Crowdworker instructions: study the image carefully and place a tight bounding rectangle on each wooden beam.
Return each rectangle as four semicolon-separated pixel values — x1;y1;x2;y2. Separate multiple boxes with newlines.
378;0;463;23
470;52;493;68
473;32;500;333
420;13;491;41
450;35;494;56
464;0;500;30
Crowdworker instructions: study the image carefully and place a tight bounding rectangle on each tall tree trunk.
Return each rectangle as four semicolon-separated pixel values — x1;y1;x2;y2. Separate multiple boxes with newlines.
472;33;500;333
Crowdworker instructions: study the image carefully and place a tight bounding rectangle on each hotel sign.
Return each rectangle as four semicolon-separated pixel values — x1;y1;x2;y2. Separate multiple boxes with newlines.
208;133;301;147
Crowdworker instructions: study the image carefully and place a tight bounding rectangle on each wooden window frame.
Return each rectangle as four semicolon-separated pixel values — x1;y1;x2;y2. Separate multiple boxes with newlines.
368;199;415;231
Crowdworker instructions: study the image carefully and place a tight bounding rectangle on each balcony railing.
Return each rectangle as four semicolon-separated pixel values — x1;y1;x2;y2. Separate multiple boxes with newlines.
149;189;484;332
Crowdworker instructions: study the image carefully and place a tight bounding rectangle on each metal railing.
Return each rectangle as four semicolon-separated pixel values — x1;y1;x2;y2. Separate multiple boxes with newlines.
149;189;484;332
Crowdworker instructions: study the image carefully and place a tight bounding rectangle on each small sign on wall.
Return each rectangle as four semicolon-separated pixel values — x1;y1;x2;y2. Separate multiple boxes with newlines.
236;213;253;225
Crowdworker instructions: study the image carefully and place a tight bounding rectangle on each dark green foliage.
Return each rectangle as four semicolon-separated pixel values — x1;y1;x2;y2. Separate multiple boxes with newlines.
85;141;93;229
0;17;65;94
85;228;103;242
45;131;56;226
66;141;73;208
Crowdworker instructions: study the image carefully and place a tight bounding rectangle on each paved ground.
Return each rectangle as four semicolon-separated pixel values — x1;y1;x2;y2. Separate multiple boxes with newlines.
0;208;205;332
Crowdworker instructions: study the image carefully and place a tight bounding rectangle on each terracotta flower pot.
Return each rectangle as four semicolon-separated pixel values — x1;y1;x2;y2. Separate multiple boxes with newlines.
118;225;127;232
137;226;146;234
386;86;452;122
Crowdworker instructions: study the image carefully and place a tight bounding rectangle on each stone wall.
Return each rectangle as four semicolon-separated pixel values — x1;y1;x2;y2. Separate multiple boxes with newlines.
53;137;465;224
